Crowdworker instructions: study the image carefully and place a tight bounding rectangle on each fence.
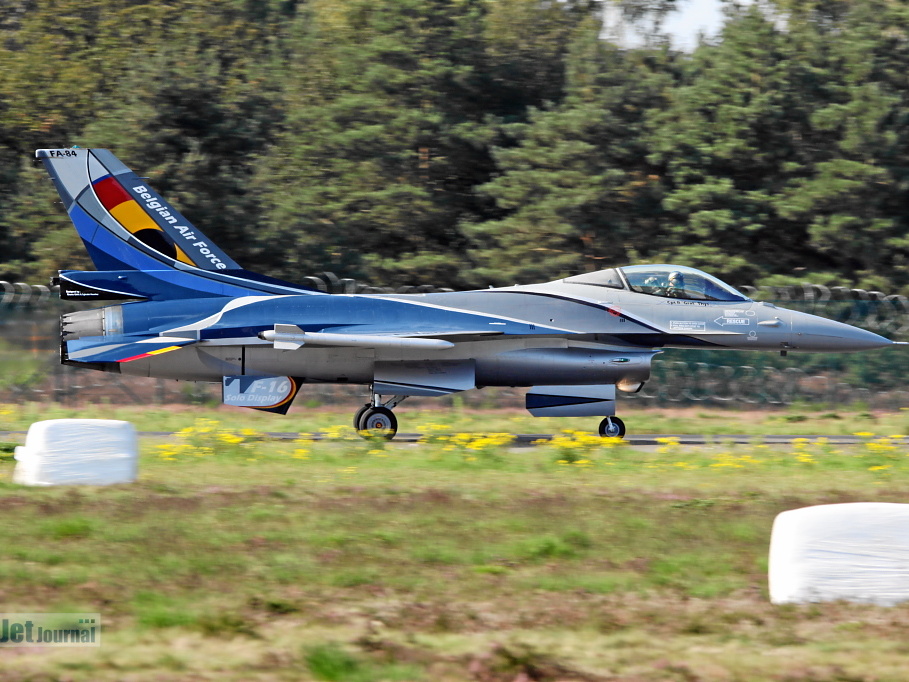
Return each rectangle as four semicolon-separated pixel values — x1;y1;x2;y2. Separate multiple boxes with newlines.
1;278;906;410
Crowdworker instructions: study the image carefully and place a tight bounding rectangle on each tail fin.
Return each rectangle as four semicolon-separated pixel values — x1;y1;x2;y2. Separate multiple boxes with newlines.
36;148;317;300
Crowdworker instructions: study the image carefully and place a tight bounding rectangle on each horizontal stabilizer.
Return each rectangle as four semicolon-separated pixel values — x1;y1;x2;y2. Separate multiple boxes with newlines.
65;334;197;364
526;385;616;417
56;270;149;301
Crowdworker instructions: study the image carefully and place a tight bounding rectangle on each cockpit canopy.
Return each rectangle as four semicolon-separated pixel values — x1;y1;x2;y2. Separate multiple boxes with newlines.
564;265;749;302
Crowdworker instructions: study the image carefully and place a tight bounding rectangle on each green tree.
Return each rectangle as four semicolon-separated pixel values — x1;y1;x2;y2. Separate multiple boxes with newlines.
259;0;601;287
0;0;293;279
466;32;676;285
643;5;837;285
775;0;909;291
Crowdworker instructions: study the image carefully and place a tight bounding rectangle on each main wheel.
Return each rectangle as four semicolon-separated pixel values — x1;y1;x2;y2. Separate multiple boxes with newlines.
598;416;626;439
357;406;398;440
353;403;371;429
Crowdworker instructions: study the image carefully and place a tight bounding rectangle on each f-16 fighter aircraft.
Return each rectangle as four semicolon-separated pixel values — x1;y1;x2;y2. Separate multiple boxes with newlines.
37;148;897;439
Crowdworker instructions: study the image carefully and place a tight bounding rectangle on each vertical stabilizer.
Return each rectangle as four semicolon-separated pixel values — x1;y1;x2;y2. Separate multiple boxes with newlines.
37;148;239;272
36;148;319;300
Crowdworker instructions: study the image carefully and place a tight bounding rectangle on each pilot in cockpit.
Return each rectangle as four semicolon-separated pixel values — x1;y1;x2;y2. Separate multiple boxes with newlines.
666;271;686;298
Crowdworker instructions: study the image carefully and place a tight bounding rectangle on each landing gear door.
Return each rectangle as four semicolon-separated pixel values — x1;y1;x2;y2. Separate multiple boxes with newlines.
374;360;476;396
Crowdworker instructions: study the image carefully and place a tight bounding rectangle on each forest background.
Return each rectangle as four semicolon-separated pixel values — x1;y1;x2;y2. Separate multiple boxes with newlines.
1;0;908;295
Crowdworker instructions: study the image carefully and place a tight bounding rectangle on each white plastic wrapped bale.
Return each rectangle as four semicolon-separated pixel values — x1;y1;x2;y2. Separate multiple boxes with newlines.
13;419;138;486
769;502;909;606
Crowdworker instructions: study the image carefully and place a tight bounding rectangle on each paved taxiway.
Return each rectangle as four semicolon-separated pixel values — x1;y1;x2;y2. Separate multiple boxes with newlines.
1;432;890;447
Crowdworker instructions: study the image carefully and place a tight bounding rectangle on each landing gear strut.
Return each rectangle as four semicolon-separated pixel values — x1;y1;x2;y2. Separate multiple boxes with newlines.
598;416;626;439
354;392;407;440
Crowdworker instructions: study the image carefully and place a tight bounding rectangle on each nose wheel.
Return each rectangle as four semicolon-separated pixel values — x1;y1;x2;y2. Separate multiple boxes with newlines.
598;416;625;439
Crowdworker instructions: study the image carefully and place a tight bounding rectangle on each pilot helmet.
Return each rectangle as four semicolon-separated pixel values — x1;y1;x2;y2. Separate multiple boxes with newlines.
668;271;684;285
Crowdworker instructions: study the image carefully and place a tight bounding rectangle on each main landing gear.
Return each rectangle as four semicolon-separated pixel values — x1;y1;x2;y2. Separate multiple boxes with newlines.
354;393;407;440
598;416;626;439
353;388;627;441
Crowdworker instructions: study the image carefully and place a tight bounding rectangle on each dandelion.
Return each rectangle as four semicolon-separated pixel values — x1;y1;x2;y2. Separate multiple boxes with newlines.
291;447;310;460
321;425;359;441
218;432;244;445
548;429;617;464
710;452;744;468
417;422;452;445
656;436;681;456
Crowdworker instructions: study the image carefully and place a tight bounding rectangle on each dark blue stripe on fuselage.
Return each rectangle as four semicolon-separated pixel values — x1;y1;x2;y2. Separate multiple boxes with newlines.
481;290;664;334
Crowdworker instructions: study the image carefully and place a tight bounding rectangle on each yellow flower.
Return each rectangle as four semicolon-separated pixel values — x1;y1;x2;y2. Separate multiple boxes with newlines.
218;432;244;445
710;452;744;468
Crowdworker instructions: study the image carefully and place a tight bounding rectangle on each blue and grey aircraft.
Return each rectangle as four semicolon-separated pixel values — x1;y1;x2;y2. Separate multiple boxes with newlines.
37;148;898;438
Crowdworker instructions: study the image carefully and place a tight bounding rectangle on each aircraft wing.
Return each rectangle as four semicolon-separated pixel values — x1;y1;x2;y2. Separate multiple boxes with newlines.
65;334;197;364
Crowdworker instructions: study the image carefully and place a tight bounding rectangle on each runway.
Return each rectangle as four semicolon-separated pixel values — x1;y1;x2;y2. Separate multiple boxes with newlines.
0;432;893;447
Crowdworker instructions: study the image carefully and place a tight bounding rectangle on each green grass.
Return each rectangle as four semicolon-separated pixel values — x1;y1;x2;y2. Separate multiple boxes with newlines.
2;406;909;680
4;400;909;437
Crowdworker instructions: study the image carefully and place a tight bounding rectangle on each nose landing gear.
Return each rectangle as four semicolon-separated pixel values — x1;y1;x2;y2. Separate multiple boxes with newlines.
598;416;626;439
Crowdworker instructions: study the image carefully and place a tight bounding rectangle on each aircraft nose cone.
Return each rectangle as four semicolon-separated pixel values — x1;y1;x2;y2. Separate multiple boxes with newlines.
790;311;893;352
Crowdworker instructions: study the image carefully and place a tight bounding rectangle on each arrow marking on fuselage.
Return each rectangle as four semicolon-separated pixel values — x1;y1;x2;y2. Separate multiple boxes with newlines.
714;316;750;327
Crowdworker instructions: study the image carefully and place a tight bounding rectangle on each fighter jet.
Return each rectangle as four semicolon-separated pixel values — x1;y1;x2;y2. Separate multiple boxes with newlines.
37;148;897;439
